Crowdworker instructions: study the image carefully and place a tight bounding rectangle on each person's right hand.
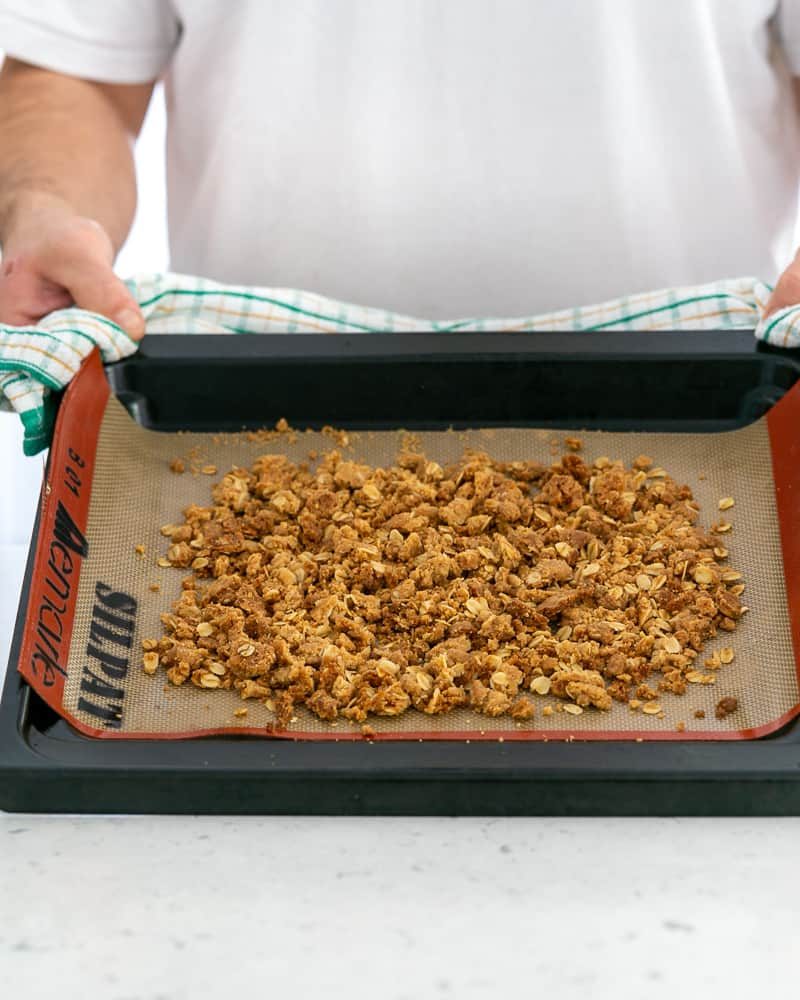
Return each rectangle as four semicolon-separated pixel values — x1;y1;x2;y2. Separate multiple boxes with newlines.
0;192;145;339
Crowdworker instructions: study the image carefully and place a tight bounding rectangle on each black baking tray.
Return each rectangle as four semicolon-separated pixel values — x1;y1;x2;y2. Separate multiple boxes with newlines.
3;329;800;815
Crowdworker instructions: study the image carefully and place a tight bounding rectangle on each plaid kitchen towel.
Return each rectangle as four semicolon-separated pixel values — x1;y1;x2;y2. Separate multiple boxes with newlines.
0;272;795;456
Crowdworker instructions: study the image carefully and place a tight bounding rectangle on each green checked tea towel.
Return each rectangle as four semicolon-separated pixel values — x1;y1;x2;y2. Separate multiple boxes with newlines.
0;271;796;456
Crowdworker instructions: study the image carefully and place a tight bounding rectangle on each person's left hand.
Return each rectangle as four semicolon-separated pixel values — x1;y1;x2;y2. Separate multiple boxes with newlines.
765;249;800;317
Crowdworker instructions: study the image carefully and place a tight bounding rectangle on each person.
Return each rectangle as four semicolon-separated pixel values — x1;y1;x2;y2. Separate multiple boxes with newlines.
1;0;800;336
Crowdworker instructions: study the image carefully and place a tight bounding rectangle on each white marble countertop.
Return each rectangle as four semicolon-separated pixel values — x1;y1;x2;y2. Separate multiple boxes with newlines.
2;813;798;1000
1;421;797;1000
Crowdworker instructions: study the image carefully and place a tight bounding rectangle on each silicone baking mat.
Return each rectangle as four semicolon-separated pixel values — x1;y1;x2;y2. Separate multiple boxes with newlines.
17;351;800;741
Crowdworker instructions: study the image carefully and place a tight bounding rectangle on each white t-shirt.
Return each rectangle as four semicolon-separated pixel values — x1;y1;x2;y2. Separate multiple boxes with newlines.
2;0;800;317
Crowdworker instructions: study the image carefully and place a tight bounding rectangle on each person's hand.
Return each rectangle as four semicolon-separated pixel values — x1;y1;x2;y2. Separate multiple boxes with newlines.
0;191;145;338
764;248;800;319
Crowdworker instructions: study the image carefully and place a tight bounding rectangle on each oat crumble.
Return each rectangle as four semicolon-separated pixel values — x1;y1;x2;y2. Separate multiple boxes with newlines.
142;441;746;728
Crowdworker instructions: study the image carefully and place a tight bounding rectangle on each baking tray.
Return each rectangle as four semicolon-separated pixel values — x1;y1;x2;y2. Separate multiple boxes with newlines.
3;329;800;815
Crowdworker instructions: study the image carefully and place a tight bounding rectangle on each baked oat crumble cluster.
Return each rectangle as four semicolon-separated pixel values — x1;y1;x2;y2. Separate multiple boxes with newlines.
143;436;745;727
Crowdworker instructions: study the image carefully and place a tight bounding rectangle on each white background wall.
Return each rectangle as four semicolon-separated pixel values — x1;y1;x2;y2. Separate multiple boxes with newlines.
115;85;169;277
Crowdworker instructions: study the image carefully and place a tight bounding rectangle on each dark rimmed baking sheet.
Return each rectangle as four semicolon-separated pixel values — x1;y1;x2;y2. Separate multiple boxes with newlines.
4;331;800;814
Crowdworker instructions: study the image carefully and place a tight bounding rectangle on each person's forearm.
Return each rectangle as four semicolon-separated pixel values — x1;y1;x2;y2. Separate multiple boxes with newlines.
0;61;152;334
0;61;143;253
